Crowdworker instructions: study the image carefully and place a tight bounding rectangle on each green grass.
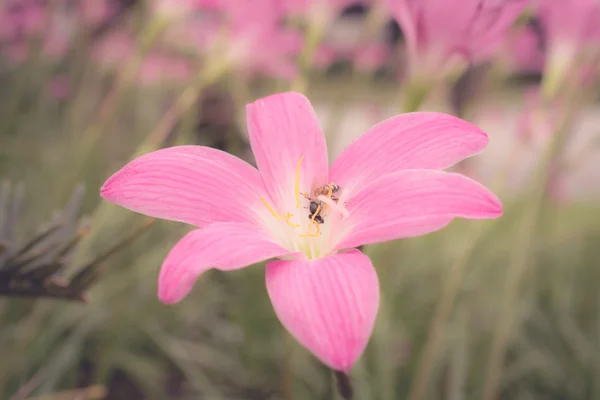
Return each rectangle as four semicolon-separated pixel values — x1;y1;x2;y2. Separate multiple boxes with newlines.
1;49;599;400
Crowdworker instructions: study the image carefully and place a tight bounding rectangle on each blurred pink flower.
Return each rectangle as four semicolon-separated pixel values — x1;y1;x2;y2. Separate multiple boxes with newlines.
100;91;502;371
535;0;600;94
150;0;205;19
354;43;391;71
92;30;194;86
0;0;47;63
537;0;600;46
43;10;77;60
91;29;135;68
314;14;391;71
0;0;46;39
0;0;76;64
195;0;225;9
547;169;568;204
386;0;528;79
164;0;302;79
47;75;71;100
283;0;369;23
503;24;545;74
137;53;194;86
79;0;115;27
219;0;304;79
516;87;554;147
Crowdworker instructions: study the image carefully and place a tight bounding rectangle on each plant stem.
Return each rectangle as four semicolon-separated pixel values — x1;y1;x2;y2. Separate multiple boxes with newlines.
334;371;353;400
291;20;324;93
402;81;429;113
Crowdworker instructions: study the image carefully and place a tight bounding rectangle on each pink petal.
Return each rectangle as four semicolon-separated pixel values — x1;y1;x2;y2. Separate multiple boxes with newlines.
467;0;529;60
386;0;527;69
246;92;329;208
336;169;502;249
101;146;267;226
329;112;489;194
159;222;290;304
266;249;379;372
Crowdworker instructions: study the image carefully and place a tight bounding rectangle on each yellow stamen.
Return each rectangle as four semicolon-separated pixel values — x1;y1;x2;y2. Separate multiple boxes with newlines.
295;156;304;208
260;196;287;219
286;219;300;229
300;204;321;237
260;196;299;228
321;182;337;212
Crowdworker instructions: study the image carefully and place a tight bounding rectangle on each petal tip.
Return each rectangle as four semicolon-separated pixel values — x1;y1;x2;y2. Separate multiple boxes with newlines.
157;287;184;305
99;169;125;202
488;195;503;217
478;184;503;217
157;268;191;305
99;178;113;200
266;252;379;373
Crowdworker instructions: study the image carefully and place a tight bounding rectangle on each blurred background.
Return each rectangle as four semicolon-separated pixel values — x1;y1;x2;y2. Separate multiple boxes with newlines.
1;0;599;399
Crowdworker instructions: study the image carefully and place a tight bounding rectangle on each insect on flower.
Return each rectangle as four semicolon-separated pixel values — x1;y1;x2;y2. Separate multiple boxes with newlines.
304;183;341;228
100;91;502;372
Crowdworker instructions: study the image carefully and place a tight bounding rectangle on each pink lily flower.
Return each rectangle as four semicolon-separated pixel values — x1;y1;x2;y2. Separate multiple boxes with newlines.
100;91;502;371
385;0;528;81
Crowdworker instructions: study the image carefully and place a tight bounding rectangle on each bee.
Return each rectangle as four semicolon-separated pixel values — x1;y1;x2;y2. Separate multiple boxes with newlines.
310;183;340;202
308;200;325;224
305;183;341;224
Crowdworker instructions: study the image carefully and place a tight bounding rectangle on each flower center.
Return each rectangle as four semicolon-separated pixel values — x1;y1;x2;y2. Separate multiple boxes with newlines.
259;157;349;259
